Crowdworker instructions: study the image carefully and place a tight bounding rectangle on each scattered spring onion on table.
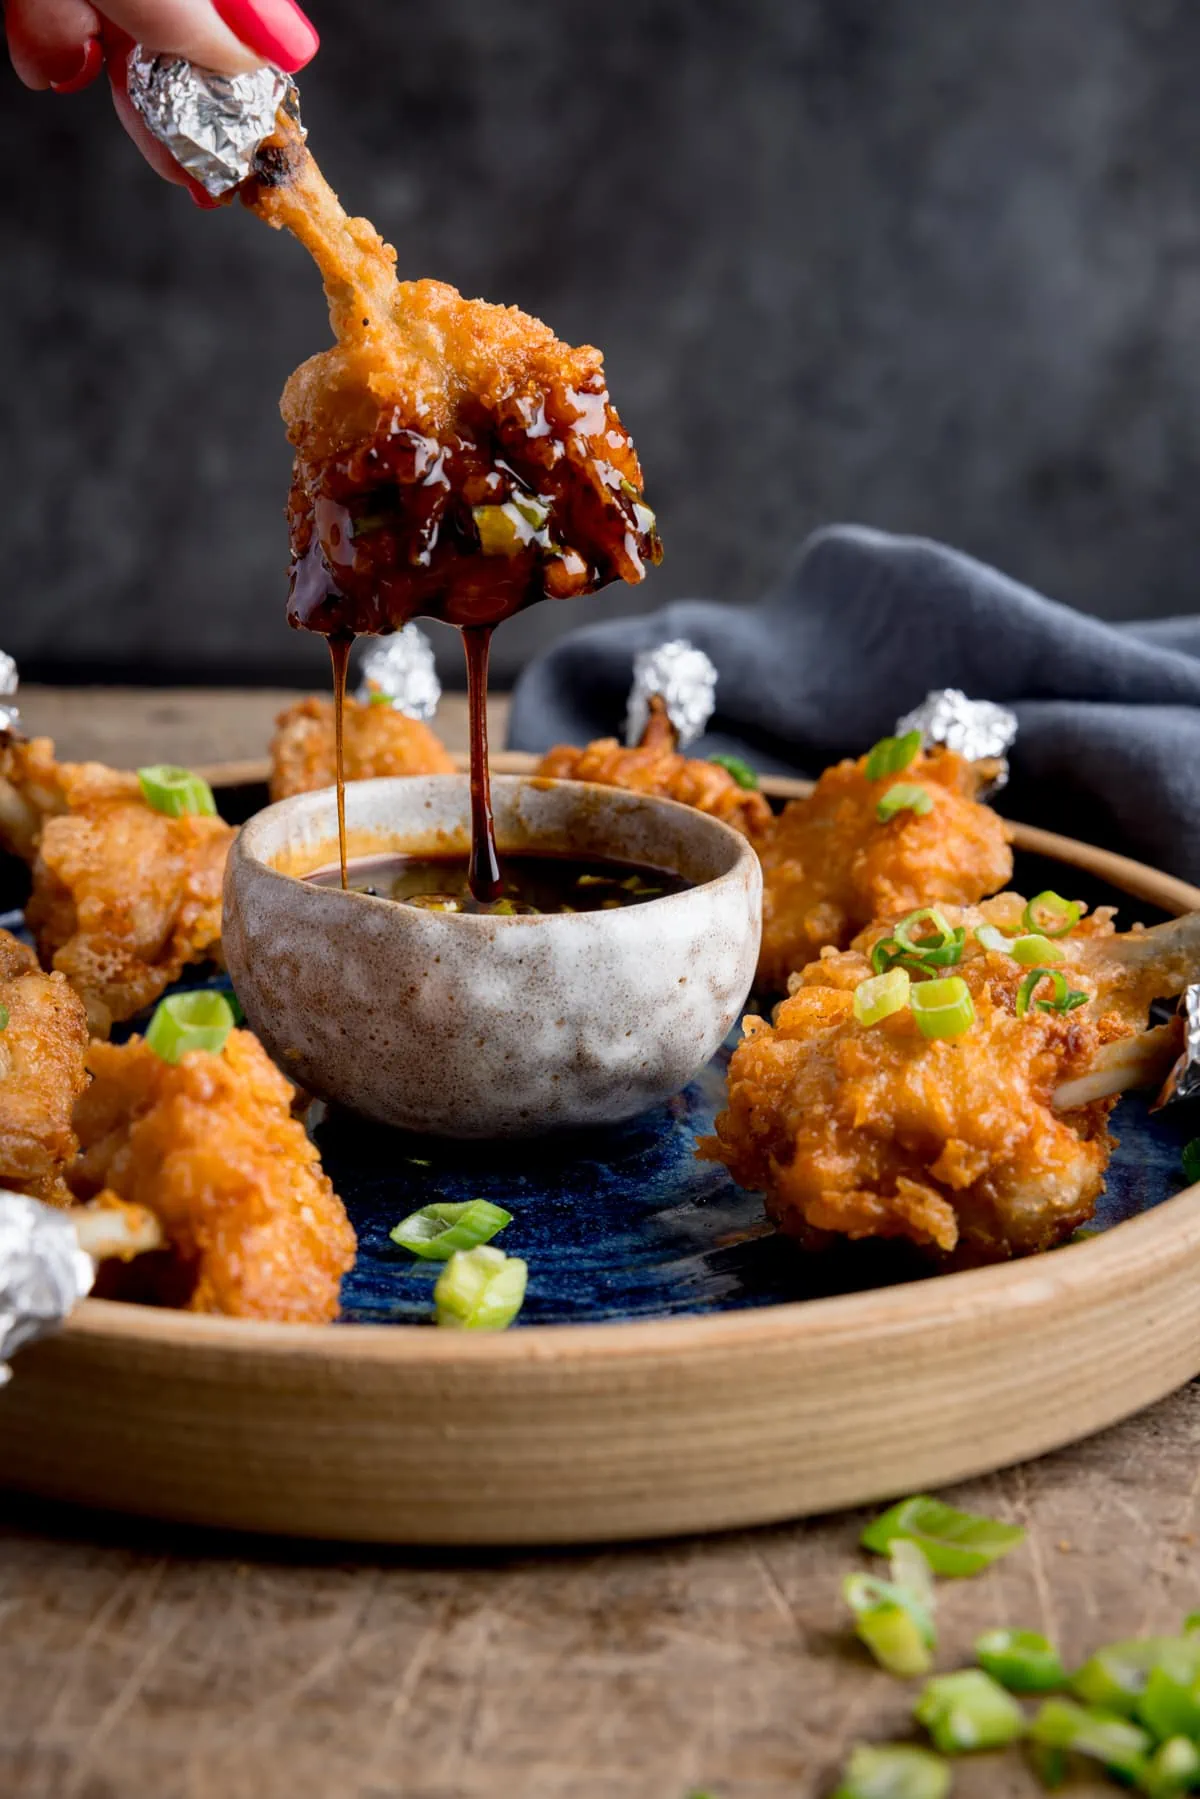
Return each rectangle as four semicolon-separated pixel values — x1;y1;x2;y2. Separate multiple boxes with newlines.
876;783;933;823
1029;1698;1152;1783
137;764;218;818
831;1744;951;1799
707;753;759;790
865;730;923;782
861;1495;1026;1575
390;1200;512;1261
843;1541;937;1677
144;991;236;1064
1181;1141;1200;1187
974;1628;1065;1693
433;1245;527;1330
913;1669;1025;1753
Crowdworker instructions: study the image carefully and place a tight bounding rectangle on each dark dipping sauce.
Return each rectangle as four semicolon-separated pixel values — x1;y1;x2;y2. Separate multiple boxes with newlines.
307;852;690;916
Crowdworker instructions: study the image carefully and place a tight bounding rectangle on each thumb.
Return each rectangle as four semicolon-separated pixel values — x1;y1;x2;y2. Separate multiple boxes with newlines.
98;0;318;74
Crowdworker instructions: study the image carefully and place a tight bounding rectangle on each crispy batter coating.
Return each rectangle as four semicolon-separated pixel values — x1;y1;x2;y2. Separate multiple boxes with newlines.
0;928;89;1208
70;1030;356;1323
703;897;1142;1265
243;114;660;639
756;746;1012;991
0;734;233;1037
268;692;455;802
537;696;773;840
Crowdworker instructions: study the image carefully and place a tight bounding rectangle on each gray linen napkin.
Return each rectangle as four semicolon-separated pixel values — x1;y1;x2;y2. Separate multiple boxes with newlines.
507;525;1200;884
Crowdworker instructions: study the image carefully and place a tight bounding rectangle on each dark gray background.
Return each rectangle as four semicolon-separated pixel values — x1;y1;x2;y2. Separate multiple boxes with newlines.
4;0;1200;690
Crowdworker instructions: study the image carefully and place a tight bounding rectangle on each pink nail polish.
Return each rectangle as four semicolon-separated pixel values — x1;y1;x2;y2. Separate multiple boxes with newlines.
49;36;105;94
213;0;320;74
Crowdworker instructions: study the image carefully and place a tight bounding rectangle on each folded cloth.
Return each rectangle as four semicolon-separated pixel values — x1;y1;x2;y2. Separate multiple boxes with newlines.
508;525;1200;885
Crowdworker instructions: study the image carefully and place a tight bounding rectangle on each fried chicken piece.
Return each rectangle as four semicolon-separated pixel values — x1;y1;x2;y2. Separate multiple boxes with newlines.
756;745;1013;991
0;929;89;1208
703;893;1200;1265
0;733;234;1037
268;692;455;802
242;113;660;641
70;1029;356;1322
536;695;773;840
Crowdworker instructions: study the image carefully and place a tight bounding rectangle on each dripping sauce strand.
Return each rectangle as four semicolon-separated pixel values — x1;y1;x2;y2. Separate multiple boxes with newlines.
328;633;353;890
462;625;502;905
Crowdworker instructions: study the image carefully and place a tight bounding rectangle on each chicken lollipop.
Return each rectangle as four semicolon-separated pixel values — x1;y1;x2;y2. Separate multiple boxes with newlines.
0;928;89;1209
756;730;1013;992
704;892;1200;1265
269;693;454;802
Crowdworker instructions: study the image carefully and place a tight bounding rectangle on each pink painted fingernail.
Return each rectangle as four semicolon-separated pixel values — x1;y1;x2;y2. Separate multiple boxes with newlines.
50;36;105;94
213;0;320;74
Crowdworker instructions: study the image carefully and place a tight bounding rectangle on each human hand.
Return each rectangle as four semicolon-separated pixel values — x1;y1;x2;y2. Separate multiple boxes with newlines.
5;0;319;199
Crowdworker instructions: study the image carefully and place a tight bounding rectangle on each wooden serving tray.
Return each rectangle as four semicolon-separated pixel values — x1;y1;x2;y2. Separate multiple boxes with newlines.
2;759;1198;1546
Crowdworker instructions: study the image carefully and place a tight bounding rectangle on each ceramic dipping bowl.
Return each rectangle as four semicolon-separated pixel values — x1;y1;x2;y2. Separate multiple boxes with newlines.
222;775;762;1138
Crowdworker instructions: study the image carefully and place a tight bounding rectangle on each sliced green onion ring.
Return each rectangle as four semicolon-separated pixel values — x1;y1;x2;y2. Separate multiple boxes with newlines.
861;1494;1026;1575
391;1200;513;1261
1181;1142;1200;1188
1136;1639;1200;1743
843;1570;935;1677
1030;1698;1151;1782
910;976;975;1041
144;990;236;1064
892;908;966;968
913;1668;1025;1754
876;783;934;823
137;764;218;819
974;1626;1065;1693
853;968;911;1028
831;1743;951;1799
1071;1638;1178;1715
707;753;759;791
974;923;1014;955
1011;933;1065;967
864;729;923;783
1143;1735;1200;1798
433;1245;527;1330
1022;891;1083;938
1016;967;1089;1018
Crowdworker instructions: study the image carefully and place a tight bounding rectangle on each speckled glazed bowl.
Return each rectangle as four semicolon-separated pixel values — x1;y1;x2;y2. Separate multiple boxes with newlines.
222;775;762;1138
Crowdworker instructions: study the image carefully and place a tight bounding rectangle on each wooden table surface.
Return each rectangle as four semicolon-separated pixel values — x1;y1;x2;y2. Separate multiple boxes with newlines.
2;688;1196;1799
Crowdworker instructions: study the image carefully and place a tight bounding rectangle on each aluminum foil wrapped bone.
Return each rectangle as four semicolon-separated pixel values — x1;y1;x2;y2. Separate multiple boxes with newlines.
1155;984;1200;1111
356;628;442;721
894;688;1018;797
0;1192;94;1388
0;649;18;734
126;47;301;198
625;641;718;749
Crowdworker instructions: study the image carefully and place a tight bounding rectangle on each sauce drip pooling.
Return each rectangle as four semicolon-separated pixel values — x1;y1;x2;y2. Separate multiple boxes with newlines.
307;852;690;916
243;113;661;903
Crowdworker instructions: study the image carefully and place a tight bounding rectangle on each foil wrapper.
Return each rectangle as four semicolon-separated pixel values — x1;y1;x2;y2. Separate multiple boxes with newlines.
126;47;299;198
1156;984;1200;1110
625;640;717;748
356;628;442;721
0;649;18;734
894;687;1018;796
0;1192;94;1388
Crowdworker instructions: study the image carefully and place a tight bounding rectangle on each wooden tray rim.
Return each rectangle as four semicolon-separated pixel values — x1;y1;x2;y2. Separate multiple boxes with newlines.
63;756;1200;1361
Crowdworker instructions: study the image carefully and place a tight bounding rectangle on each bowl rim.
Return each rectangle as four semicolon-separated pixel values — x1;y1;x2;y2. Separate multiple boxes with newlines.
230;771;762;929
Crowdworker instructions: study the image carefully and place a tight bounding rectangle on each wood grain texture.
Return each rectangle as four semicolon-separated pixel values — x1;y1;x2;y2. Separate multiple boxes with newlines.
2;691;1199;1798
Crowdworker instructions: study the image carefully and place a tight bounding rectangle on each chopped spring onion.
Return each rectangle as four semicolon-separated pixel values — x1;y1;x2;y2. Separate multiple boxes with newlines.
831;1743;951;1799
876;783;934;823
366;689;394;707
974;923;1014;955
1016;967;1089;1018
708;753;760;791
1011;933;1065;967
974;1627;1065;1693
1181;1142;1200;1187
1185;1613;1200;1637
1142;1736;1200;1797
1071;1638;1178;1716
913;1669;1025;1754
910;977;975;1041
0;1004;7;1031
144;990;236;1064
433;1245;527;1330
1022;892;1083;938
861;1494;1026;1576
1135;1640;1200;1742
892;909;966;968
1029;1698;1151;1783
137;764;217;819
473;497;547;556
865;730;923;783
391;1200;513;1261
854;968;912;1028
843;1567;936;1678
